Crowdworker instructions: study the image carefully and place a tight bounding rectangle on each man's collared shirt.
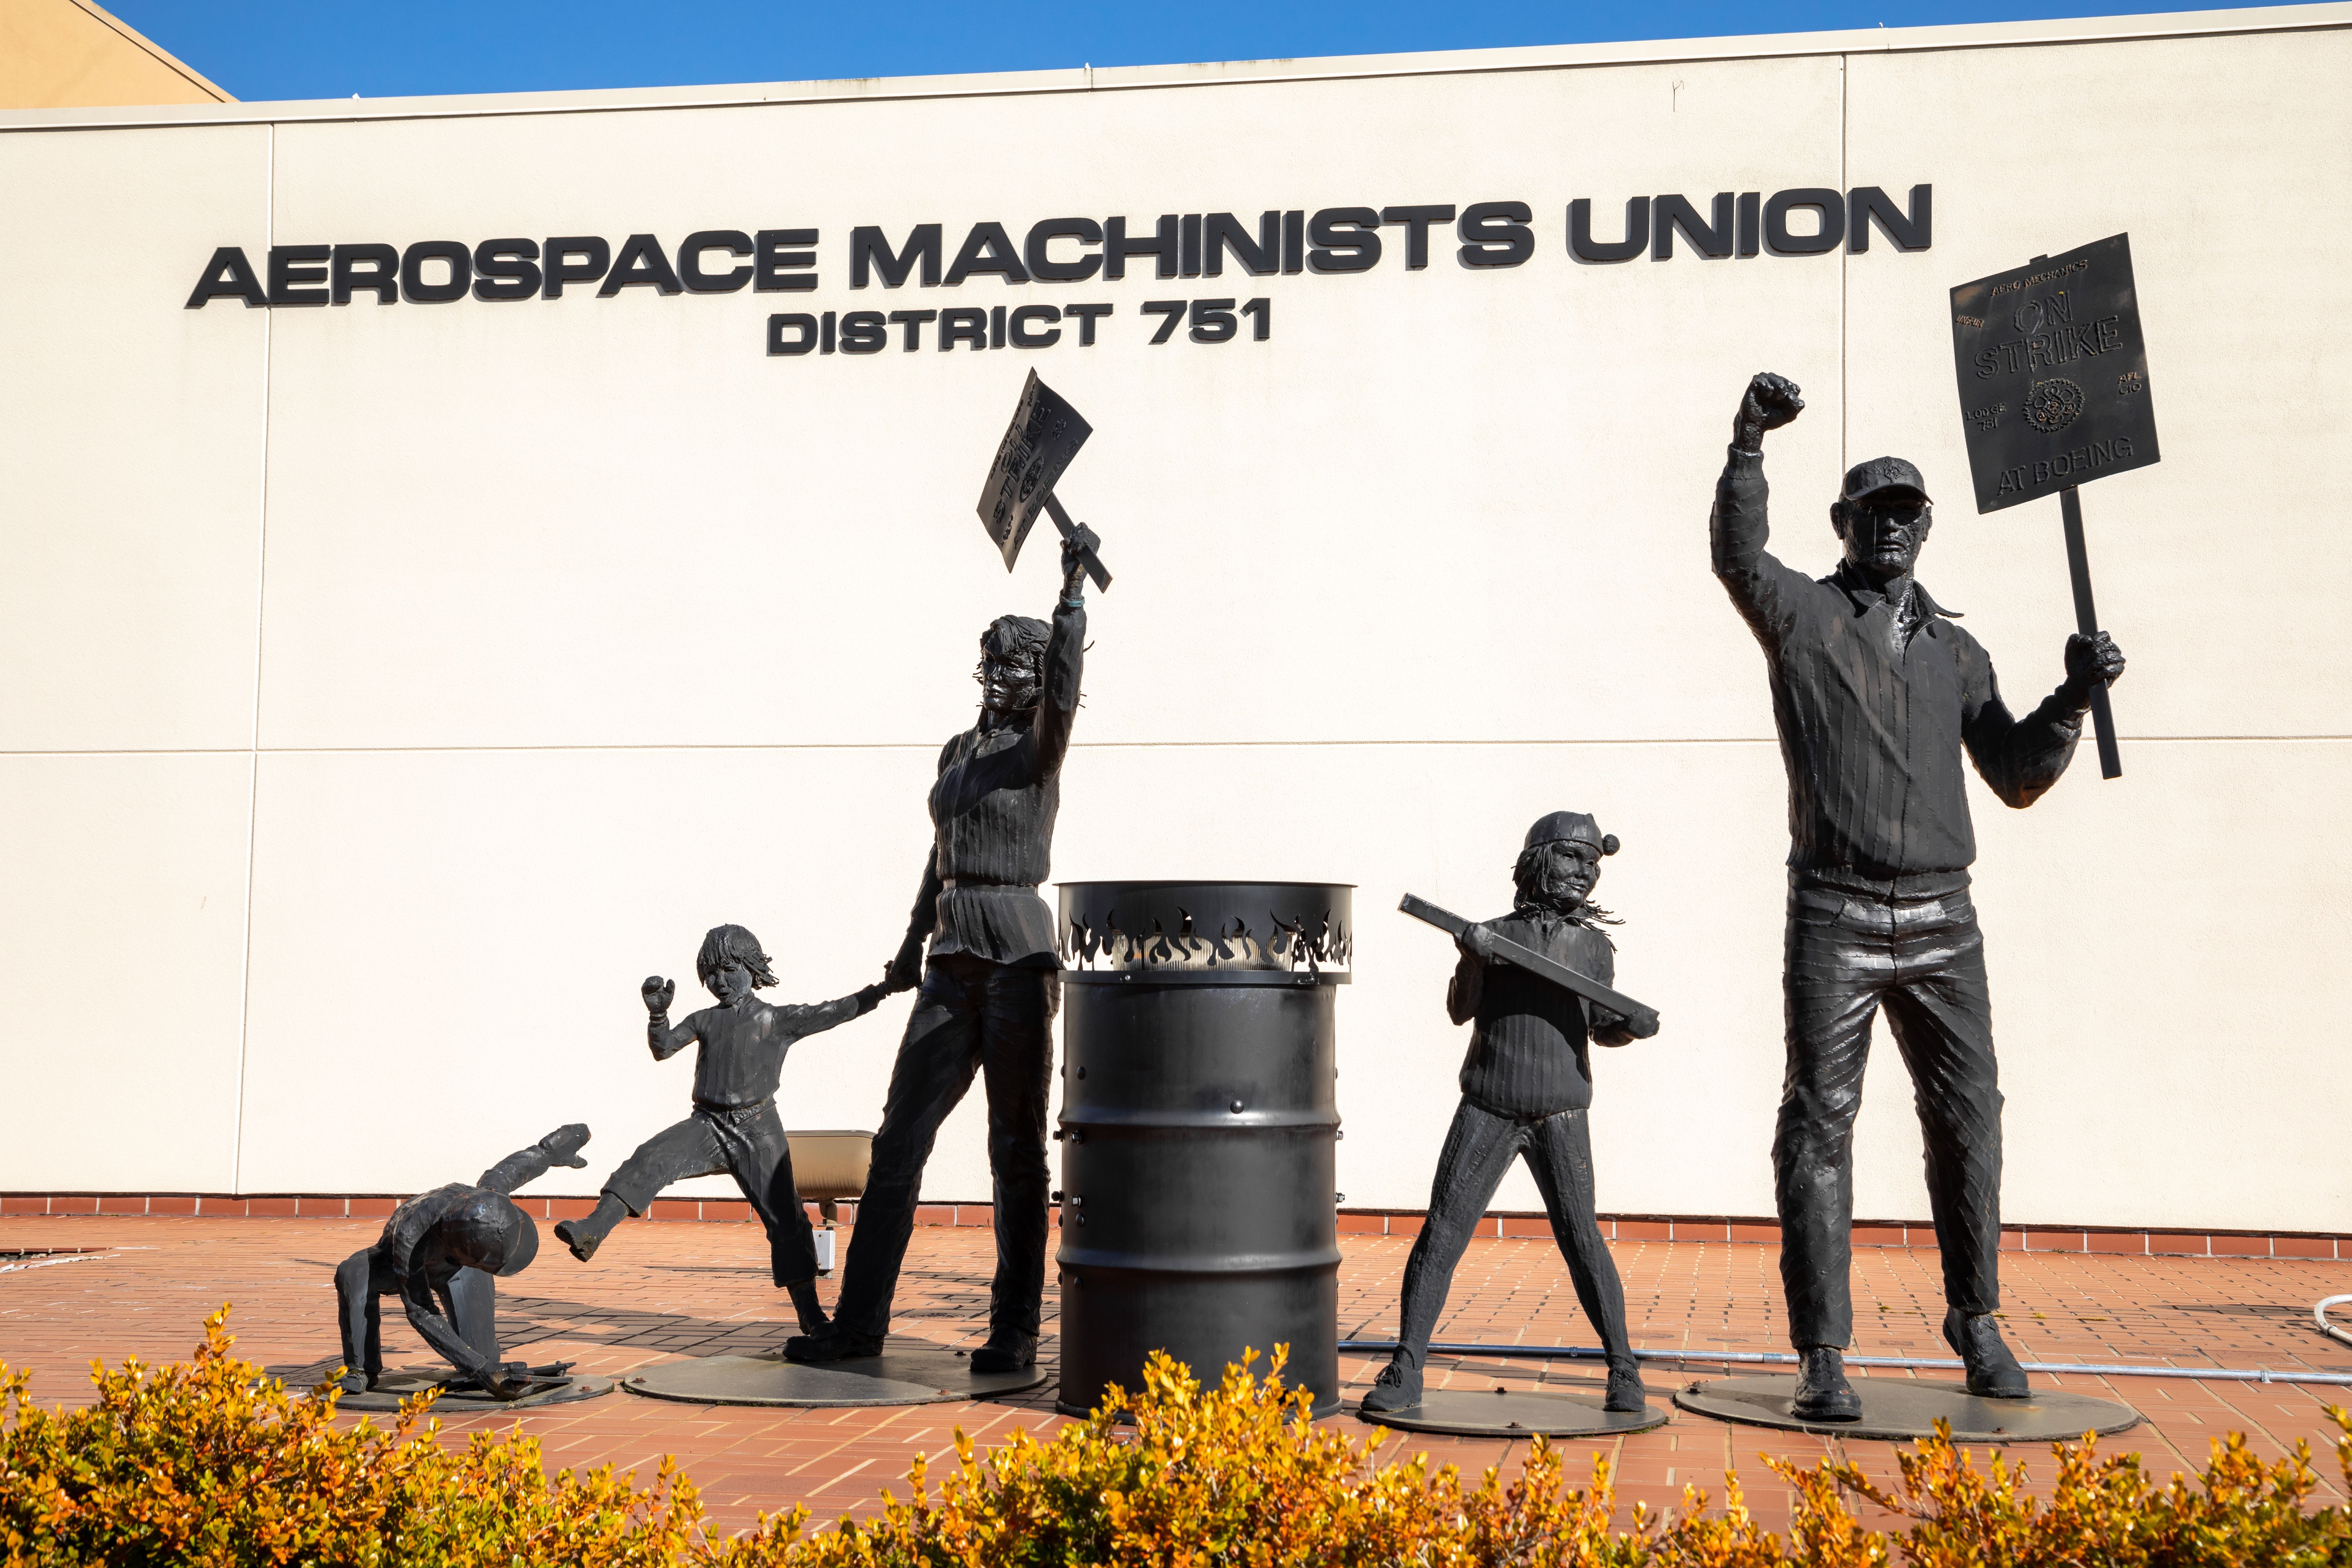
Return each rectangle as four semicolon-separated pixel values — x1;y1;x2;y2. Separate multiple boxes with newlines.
1711;446;2084;896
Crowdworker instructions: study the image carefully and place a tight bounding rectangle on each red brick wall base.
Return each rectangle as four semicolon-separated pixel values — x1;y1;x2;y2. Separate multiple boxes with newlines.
3;1195;2342;1261
0;1194;988;1229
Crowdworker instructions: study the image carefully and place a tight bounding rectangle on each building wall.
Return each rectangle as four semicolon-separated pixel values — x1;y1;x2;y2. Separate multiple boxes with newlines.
2;8;2346;1231
0;0;228;110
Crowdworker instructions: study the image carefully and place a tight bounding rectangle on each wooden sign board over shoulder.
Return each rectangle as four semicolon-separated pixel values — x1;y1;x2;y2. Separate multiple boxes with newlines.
1949;232;2160;514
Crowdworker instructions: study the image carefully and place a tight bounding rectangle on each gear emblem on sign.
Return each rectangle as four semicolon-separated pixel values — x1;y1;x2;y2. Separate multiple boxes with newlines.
2023;377;2087;434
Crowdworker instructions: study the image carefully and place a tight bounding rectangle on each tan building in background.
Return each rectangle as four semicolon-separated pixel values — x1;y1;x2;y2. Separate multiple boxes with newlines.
0;0;227;109
0;5;2346;1243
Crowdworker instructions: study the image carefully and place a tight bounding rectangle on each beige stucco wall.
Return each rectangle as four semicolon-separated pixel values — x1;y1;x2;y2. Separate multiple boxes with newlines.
0;0;226;109
1;8;2346;1233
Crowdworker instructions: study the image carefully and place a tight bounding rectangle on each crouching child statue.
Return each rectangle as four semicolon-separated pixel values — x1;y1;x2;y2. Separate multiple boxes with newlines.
1363;812;1660;1417
553;924;888;1335
334;1123;591;1399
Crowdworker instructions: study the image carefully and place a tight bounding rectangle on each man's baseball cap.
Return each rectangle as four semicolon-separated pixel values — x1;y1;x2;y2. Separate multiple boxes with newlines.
1841;456;1933;504
1524;810;1619;857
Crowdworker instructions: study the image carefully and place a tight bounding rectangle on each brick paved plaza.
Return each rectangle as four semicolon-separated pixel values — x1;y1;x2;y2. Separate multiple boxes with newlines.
4;1215;2347;1536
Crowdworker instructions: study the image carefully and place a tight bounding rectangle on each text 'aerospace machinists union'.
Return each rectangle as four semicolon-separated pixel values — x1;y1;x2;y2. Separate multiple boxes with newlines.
180;186;1930;354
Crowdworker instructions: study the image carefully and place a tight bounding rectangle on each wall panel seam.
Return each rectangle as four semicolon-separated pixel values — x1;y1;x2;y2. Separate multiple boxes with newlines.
229;121;275;1195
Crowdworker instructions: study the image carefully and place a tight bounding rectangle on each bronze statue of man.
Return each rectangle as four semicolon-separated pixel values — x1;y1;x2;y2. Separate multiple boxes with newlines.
787;523;1100;1373
1713;371;2125;1420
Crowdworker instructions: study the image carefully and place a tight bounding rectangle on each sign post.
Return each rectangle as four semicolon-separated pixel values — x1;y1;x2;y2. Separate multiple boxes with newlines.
1949;232;2156;779
975;369;1111;590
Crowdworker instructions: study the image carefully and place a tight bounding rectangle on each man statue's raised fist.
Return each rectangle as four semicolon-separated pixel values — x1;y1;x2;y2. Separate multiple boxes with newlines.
1734;372;1805;452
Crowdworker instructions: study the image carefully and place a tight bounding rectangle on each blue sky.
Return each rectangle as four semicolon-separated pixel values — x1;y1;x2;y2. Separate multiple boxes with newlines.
115;0;2269;102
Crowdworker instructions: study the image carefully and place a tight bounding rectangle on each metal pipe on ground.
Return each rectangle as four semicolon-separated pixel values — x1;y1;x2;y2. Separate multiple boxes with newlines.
1338;1329;2352;1389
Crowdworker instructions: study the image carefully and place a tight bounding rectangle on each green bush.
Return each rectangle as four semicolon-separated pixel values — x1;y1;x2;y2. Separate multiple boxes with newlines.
3;1307;2347;1565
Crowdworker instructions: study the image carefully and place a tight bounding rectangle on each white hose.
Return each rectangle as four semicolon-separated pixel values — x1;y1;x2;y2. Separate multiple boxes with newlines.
2317;1294;2352;1350
0;1252;106;1274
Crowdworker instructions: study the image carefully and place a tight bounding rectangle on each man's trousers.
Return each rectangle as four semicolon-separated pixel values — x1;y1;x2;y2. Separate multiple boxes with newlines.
1393;1097;1634;1372
833;954;1055;1340
603;1100;818;1286
335;1250;498;1383
1775;879;2002;1349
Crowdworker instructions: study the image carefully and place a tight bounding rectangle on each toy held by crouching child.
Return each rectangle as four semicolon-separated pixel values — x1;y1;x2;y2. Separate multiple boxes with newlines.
1367;812;1662;1418
333;1123;591;1400
553;924;888;1335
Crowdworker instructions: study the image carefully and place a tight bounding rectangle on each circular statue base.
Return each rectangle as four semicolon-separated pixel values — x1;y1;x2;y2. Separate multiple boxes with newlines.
1359;1385;1668;1437
621;1339;1049;1408
308;1373;612;1420
1673;1375;2140;1443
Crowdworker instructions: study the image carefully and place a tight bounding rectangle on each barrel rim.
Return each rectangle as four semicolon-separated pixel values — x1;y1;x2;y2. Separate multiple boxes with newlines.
1054;879;1359;892
1062;969;1349;987
1058;1112;1341;1129
1054;1247;1346;1271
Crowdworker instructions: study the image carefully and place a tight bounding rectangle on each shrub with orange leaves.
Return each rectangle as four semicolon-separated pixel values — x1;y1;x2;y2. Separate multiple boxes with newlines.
6;1308;2350;1567
1805;1406;2352;1567
0;1304;802;1566
767;1344;2352;1568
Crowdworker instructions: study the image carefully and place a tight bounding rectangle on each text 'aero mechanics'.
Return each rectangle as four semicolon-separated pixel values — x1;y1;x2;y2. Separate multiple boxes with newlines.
182;186;1930;355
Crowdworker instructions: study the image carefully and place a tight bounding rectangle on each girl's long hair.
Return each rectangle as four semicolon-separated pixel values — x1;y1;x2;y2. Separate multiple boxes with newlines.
1511;843;1621;928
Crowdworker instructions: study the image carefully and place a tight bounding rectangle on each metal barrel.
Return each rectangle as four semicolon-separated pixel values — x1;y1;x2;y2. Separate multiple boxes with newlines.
1053;880;1351;1418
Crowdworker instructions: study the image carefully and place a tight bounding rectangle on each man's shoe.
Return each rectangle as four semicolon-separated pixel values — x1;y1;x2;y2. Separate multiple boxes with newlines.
783;1325;885;1364
553;1218;603;1263
1944;1309;2030;1399
1358;1357;1423;1414
445;1361;529;1395
970;1327;1037;1373
1792;1346;1862;1421
1604;1362;1648;1414
785;1281;830;1337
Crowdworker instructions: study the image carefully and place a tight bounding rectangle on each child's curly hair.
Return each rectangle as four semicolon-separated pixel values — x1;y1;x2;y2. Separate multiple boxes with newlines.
695;924;779;988
1511;841;1622;927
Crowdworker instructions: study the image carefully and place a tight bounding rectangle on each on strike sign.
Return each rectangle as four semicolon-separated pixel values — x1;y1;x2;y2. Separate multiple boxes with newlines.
1949;232;2160;515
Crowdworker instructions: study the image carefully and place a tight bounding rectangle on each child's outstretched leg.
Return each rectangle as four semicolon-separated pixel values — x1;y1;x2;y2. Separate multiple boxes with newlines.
726;1108;828;1334
1526;1108;1645;1413
1365;1099;1522;1413
559;1119;721;1262
554;1194;628;1261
